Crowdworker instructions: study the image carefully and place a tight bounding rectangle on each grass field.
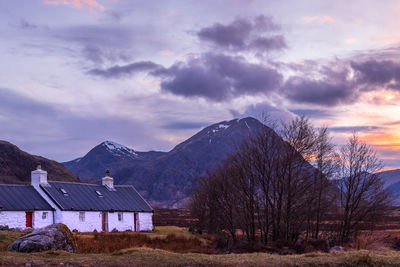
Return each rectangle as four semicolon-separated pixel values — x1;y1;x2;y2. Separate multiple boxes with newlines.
2;248;400;266
2;227;400;266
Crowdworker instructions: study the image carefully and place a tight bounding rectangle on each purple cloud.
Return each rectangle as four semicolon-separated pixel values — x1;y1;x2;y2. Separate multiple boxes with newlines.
152;53;283;101
283;75;353;106
197;15;286;54
88;61;161;78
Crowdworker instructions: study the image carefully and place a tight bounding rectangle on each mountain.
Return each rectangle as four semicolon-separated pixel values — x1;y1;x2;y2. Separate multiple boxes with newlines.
0;140;79;184
63;117;268;208
378;169;400;205
63;140;146;182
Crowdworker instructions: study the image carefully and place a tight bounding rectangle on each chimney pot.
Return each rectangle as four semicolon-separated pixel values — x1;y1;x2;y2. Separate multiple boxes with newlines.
31;166;48;186
37;164;41;170
102;170;114;190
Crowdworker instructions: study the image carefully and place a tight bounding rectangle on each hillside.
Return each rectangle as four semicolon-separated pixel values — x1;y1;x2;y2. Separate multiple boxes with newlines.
63;117;267;208
0;140;79;184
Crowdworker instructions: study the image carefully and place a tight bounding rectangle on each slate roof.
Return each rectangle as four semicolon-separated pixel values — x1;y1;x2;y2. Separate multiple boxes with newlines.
41;181;153;212
0;185;53;211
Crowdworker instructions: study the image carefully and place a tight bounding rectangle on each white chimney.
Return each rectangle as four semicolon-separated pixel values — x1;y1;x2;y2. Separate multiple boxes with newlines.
102;170;114;189
31;164;48;186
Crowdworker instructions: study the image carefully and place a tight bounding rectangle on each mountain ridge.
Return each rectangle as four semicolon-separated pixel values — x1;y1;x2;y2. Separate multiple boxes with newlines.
0;140;79;184
63;117;266;207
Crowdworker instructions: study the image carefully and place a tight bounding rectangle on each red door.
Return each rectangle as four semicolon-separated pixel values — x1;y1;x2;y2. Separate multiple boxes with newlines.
102;212;108;232
134;213;138;232
25;212;33;228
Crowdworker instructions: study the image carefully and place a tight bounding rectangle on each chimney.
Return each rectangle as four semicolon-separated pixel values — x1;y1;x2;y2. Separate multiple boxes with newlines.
102;169;114;189
31;164;48;186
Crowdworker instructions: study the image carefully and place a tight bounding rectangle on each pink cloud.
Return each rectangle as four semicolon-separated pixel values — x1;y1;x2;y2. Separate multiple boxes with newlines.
302;15;336;24
43;0;106;11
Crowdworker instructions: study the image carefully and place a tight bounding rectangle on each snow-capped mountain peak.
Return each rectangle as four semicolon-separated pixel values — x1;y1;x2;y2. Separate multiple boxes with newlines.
102;141;137;157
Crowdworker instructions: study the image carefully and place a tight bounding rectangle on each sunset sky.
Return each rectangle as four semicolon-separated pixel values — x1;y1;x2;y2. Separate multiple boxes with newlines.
1;0;400;168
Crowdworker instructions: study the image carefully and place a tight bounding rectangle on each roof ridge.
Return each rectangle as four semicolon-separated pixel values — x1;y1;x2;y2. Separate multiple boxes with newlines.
0;184;32;187
49;181;98;186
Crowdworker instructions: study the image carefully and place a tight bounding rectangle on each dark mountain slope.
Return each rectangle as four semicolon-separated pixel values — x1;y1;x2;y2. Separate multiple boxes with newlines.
0;140;78;184
63;117;274;207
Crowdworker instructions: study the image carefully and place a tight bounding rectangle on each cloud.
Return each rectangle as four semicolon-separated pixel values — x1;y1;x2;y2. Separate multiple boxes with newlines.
46;24;167;64
283;74;353;106
239;102;295;123
19;19;37;30
351;60;400;88
197;15;286;54
290;109;333;119
161;121;209;130
197;18;252;50
302;15;336;24
152;53;283;101
88;61;162;78
43;0;106;12
330;126;383;133
0;87;163;161
282;56;400;106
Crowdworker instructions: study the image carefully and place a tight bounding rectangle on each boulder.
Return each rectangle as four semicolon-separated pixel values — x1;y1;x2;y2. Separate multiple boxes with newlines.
8;223;77;253
329;246;344;254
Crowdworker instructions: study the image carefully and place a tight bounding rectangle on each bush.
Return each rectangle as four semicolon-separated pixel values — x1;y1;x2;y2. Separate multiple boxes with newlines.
75;231;215;254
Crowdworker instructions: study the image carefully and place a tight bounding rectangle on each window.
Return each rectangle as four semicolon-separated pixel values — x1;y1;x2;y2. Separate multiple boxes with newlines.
60;188;68;196
118;212;123;222
95;190;103;197
79;212;85;222
42;212;48;220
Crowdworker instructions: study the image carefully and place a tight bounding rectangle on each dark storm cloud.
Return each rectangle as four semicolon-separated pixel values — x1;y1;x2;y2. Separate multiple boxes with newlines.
351;60;400;88
152;53;283;101
197;15;286;54
249;36;286;53
88;61;162;78
283;75;353;106
161;121;209;130
198;18;252;49
282;57;400;106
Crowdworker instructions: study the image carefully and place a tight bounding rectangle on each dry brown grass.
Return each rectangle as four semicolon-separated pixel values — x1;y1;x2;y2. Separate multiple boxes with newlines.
0;232;25;251
75;230;216;254
3;248;400;266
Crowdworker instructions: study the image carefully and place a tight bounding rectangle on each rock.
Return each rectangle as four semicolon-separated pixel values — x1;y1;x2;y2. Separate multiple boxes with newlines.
329;246;344;254
8;223;77;253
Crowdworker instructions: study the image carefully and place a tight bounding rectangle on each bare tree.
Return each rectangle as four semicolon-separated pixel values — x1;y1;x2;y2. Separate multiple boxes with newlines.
338;133;393;243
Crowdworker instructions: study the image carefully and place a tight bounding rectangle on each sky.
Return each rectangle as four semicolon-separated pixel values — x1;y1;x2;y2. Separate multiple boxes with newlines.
1;0;400;169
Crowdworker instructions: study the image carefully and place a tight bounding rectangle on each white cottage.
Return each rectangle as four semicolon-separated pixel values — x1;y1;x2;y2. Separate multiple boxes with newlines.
0;184;54;229
0;166;154;232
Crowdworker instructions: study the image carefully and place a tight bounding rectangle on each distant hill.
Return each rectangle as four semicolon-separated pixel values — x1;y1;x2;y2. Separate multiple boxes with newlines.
378;169;400;205
63;117;268;208
0;140;79;184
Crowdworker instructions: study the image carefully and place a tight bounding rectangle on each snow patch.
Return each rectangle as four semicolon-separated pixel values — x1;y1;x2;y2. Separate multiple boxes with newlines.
103;141;138;157
218;123;230;129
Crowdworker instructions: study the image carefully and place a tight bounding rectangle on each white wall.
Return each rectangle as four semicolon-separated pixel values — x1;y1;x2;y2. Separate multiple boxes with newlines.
60;211;102;232
58;211;153;232
33;210;54;228
0;211;26;229
138;212;153;231
108;212;134;231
